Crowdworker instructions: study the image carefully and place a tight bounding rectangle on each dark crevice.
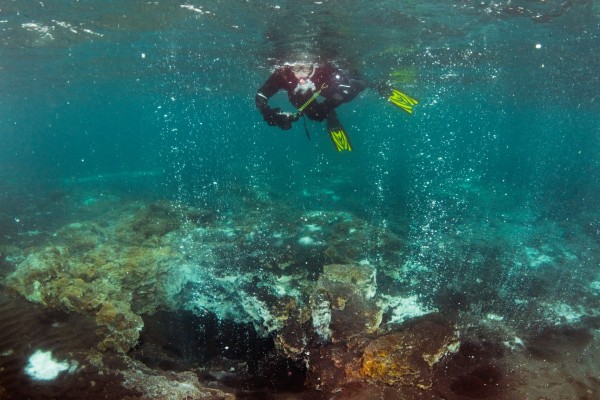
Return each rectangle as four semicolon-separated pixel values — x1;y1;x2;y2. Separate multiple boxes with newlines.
433;334;506;399
130;310;307;394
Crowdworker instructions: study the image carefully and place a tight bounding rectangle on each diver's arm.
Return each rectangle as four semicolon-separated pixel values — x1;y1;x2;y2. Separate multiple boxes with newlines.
256;72;286;116
255;73;282;117
256;71;298;130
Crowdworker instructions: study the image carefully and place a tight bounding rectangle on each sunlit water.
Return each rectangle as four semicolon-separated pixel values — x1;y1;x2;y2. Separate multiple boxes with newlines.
1;1;599;399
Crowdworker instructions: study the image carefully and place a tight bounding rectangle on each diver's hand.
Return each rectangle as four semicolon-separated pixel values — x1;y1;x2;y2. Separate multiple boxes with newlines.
264;108;298;130
276;112;299;130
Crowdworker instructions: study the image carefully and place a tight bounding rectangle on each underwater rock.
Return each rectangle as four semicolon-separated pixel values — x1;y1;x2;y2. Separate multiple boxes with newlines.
359;320;459;389
130;201;183;240
263;263;393;379
2;201;210;353
302;263;458;394
319;263;377;299
3;242;165;352
310;288;333;342
310;263;381;343
378;294;437;328
126;201;215;242
544;302;587;325
523;246;554;269
274;313;310;360
271;296;312;360
246;261;448;395
95;301;144;352
2;195;443;396
313;264;383;341
4;246;78;306
305;318;459;394
0;244;25;271
120;359;236;400
315;213;403;265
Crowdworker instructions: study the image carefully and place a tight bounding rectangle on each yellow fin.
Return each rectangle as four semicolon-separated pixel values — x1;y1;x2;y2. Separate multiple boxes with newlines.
388;89;419;114
330;129;352;152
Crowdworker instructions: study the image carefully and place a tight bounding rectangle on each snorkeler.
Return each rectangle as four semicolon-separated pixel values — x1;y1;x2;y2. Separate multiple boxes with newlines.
255;62;418;152
256;63;367;130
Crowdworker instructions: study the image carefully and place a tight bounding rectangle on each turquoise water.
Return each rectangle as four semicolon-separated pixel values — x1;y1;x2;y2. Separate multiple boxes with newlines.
1;1;600;399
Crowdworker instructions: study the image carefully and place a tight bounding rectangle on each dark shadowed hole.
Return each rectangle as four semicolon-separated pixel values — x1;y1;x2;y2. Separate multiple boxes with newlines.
470;365;503;384
434;337;505;399
130;310;307;393
449;364;503;398
450;374;490;398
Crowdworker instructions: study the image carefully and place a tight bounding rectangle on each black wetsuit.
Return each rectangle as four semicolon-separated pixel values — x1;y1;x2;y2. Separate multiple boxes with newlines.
256;64;367;129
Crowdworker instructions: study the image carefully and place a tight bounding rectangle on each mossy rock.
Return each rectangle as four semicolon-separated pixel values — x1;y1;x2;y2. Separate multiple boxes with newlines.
131;201;182;239
185;207;217;225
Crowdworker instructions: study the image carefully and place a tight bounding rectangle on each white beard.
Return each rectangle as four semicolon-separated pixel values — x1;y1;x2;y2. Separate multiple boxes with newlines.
294;79;316;95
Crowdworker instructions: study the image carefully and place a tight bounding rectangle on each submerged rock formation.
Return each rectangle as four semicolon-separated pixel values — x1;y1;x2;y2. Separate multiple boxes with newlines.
3;195;457;397
120;358;236;400
359;321;459;389
4;201;215;352
301;263;459;395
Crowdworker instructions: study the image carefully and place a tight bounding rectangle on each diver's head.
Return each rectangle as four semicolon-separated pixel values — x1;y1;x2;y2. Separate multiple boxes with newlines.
290;63;314;83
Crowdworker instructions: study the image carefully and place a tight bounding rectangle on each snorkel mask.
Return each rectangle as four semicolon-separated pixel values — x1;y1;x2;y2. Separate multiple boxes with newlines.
291;64;314;84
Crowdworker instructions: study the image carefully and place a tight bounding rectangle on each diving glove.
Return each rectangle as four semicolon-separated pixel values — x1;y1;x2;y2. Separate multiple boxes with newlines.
264;108;299;130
